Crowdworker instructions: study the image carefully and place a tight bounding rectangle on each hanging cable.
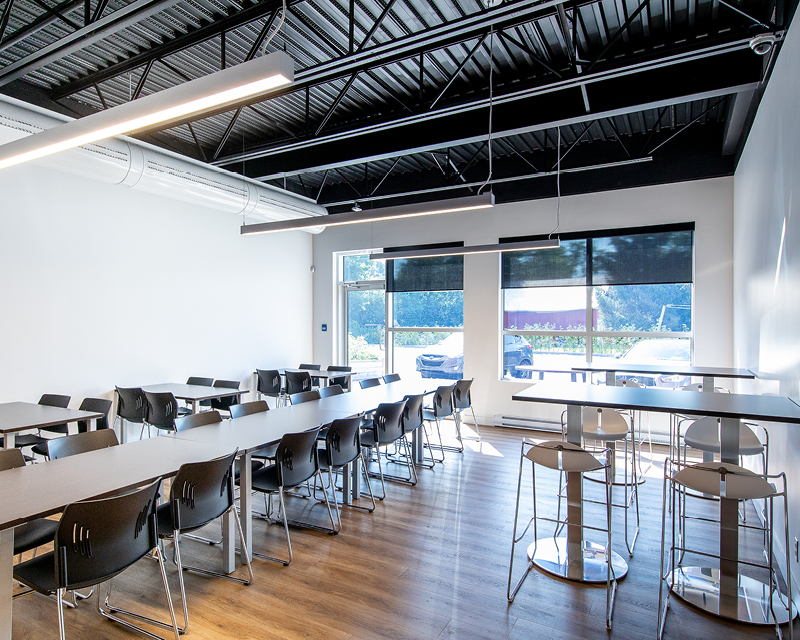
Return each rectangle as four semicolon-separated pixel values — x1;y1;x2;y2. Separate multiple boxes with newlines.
549;126;561;239
262;0;287;56
478;28;494;195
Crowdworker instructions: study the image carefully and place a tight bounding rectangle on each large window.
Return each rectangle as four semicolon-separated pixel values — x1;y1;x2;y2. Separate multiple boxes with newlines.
341;250;464;381
501;224;694;384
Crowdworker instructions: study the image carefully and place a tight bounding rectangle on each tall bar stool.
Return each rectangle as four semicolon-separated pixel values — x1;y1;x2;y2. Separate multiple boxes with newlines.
658;460;795;639
507;439;619;629
616;379;652;481
577;407;639;556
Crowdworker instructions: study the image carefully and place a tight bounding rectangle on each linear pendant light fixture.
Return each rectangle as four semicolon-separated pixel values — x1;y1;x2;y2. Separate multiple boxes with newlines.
0;51;294;170
369;237;560;260
240;192;495;234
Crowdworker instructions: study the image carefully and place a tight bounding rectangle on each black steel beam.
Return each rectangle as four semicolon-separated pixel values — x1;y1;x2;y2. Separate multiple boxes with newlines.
0;0;178;87
50;0;291;99
224;44;760;179
0;0;83;52
0;0;14;42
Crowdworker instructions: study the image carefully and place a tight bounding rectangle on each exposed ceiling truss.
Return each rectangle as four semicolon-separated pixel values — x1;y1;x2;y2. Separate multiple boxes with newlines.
0;0;794;211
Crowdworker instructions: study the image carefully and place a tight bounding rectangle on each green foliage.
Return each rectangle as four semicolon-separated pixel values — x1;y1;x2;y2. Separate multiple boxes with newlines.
594;284;691;332
348;334;378;361
392;331;452;346
343;255;385;281
393;291;463;328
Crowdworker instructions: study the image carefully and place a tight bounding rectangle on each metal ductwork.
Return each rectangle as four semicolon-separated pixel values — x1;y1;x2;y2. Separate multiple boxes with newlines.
0;94;326;231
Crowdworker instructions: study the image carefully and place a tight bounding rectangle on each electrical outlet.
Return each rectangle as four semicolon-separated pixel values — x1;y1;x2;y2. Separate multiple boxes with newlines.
794;537;798;562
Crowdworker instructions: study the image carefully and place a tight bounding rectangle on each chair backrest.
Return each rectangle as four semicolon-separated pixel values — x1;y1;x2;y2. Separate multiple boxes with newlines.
38;393;71;434
319;384;344;399
229;400;269;419
324;416;363;468
47;429;119;460
186;376;214;386
402;394;424;433
144;391;179;430
256;369;283;397
432;384;456;418
275;428;321;487
453;379;473;410
210;380;240;412
383;373;401;383
55;478;161;590
116;387;146;424
175;410;223;432
286;370;312;395
359;378;382;389
290;390;321;405
525;440;606;473
0;447;26;471
299;364;321;371
77;397;113;433
327;365;352;390
169;450;238;532
370;400;407;445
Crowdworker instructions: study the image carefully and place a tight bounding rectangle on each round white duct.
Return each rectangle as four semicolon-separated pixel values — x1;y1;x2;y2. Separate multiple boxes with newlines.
0;95;326;231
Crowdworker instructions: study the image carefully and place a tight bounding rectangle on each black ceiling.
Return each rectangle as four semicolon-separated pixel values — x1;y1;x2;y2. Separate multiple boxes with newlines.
0;0;794;213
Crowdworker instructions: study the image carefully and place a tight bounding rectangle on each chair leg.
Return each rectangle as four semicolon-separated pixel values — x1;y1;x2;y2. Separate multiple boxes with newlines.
507;441;535;603
56;588;66;640
278;488;293;564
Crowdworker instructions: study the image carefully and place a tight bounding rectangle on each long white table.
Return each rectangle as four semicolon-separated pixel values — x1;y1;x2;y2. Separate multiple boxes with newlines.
0;402;103;449
513;381;800;624
0;436;230;640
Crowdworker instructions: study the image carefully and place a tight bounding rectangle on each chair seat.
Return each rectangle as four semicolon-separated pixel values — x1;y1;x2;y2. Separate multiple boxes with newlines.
10;434;48;449
234;458;264;480
252;443;279;461
673;461;775;500
422;409;448;421
13;519;59;555
14;551;57;594
582;423;629;441
684;420;764;456
249;465;281;493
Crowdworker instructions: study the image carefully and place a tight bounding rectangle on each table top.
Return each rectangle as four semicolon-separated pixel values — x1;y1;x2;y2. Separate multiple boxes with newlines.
141;383;246;401
171;404;353;453
512;382;800;423
571;363;756;379
0;436;229;531
279;369;355;379
314;378;453;414
0;402;104;434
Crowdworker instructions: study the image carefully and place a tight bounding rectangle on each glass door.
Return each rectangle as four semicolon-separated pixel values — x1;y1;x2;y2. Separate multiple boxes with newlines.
345;285;386;382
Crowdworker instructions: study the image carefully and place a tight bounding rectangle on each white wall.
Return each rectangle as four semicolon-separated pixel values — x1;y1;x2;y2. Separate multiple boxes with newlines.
0;159;314;435
313;177;734;425
733;19;800;592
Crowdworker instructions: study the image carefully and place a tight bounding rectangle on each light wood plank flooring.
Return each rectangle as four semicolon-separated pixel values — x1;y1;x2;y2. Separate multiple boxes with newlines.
12;423;792;639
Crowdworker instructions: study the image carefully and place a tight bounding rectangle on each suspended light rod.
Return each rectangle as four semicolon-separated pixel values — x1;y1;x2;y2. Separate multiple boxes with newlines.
0;51;294;170
370;237;560;260
240;193;495;234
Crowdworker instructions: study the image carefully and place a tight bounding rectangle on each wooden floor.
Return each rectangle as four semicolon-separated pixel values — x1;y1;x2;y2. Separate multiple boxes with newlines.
12;423;793;639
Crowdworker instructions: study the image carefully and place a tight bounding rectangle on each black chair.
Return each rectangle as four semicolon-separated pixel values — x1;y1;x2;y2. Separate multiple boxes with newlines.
209;379;241;415
403;393;435;469
362;400;412;498
13;394;72;453
451;378;480;451
383;373;401;383
318;384;344;399
31;397;114;458
156;451;252;633
230;400;269;419
256;369;285;407
179;377;213;415
47;429;119;460
13;479;180;640
0;449;59;561
359;378;382;389
143;391;179;437
175;410;223;432
285;370;312;396
422;384;456;463
290;390;320;405
299;363;321;387
246;428;336;565
115;386;146;442
315;416;376;524
327;365;352;391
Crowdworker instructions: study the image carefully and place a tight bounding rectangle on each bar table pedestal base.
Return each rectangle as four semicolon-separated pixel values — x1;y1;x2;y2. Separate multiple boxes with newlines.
530;538;629;583
671;566;796;625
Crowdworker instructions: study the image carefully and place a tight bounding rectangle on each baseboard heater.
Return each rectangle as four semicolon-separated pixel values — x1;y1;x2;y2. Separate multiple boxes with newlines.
494;415;563;432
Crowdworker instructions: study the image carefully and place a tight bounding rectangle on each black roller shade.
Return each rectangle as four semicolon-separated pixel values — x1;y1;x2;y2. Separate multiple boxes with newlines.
385;243;464;292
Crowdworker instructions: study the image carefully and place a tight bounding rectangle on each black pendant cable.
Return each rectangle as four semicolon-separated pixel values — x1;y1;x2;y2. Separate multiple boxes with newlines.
549;126;561;240
478;28;494;195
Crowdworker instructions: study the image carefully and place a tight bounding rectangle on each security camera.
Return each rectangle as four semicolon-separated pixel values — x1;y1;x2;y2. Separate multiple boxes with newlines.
750;32;777;55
